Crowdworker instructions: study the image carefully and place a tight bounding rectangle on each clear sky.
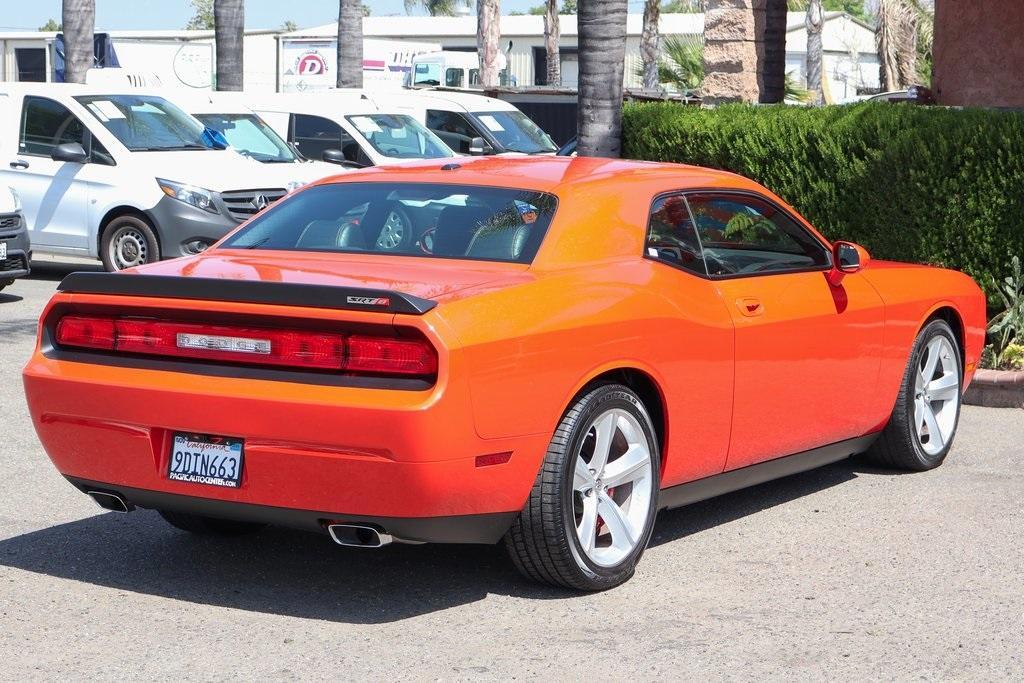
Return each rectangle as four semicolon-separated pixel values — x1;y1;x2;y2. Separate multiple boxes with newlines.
0;1;650;32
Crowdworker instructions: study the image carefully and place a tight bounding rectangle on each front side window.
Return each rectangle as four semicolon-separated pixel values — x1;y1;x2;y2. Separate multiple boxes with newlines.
645;195;707;276
686;193;829;276
195;113;296;163
470;110;557;154
20;96;86;156
75;95;210;151
426;109;477;153
445;68;464;87
222;182;557;265
291;113;362;164
345;114;453;160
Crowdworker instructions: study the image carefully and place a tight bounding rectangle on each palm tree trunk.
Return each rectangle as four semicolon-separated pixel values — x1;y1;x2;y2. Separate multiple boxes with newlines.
337;0;364;88
577;0;628;157
214;0;244;91
477;0;501;87
761;0;787;103
62;0;95;84
805;0;823;104
544;0;560;86
640;0;660;90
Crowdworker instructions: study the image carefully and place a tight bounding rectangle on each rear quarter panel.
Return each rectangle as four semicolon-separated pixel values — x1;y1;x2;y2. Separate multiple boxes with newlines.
862;261;986;430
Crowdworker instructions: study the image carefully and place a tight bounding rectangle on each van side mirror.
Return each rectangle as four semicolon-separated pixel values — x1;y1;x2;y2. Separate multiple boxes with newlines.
827;241;871;286
321;149;366;169
51;142;89;164
468;137;493;156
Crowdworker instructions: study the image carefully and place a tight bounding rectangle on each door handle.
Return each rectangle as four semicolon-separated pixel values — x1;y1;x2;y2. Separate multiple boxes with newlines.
736;297;764;317
9;159;29;169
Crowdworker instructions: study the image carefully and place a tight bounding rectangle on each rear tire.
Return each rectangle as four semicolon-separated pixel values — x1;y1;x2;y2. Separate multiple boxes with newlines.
866;319;962;471
504;384;660;591
159;510;266;536
100;214;160;272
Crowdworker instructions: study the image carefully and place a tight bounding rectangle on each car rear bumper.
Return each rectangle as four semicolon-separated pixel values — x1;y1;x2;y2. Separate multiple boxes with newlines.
67;476;518;544
23;352;548;540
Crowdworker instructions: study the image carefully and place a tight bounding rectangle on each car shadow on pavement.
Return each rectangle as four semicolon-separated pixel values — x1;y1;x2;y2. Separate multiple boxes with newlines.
0;292;24;304
0;461;860;622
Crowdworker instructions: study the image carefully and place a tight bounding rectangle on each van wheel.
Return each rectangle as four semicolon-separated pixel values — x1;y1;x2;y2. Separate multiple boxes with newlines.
159;510;266;536
101;215;160;272
505;384;660;591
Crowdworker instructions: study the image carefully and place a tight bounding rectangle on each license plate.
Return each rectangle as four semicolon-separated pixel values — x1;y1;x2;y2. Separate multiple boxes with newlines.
0;242;6;260
168;433;243;488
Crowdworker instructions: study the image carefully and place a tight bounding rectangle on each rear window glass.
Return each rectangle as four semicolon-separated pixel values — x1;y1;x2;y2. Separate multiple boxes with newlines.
222;182;557;264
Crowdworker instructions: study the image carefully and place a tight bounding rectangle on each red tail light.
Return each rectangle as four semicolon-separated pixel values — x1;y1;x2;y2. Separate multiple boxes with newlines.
55;315;437;376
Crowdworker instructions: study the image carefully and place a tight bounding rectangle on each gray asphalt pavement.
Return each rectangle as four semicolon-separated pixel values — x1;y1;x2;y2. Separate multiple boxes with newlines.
1;264;1022;681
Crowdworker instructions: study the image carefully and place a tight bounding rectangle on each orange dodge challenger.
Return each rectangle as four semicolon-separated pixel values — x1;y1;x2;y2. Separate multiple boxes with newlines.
23;157;986;590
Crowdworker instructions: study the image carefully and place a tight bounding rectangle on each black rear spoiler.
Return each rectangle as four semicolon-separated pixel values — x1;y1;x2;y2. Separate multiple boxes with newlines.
57;272;437;315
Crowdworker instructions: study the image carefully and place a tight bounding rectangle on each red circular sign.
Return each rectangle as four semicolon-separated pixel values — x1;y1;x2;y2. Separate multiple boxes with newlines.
297;53;327;76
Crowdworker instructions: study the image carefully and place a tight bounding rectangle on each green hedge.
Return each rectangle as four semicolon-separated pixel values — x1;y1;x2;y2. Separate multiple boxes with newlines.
622;102;1024;296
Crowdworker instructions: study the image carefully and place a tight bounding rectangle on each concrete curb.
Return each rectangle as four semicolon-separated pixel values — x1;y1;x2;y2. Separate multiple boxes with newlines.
964;369;1024;409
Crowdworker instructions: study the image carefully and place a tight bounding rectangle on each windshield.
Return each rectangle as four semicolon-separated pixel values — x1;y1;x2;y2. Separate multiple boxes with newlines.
75;95;212;152
472;111;557;154
195;113;296;163
345;114;453;160
222;182;557;264
412;62;442;86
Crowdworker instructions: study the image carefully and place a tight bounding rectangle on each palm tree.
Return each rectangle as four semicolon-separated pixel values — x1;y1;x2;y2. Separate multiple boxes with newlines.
404;0;465;16
477;0;501;87
640;0;660;89
337;0;363;88
577;0;628;156
62;0;95;84
805;0;824;104
634;35;702;94
214;0;244;91
544;0;560;86
877;0;932;89
762;0;788;102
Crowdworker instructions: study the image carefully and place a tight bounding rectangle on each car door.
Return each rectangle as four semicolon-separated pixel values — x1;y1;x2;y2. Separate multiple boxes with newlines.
684;191;885;470
0;95;91;252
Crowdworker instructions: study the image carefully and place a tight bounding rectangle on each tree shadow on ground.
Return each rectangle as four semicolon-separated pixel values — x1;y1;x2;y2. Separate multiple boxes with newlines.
0;461;863;623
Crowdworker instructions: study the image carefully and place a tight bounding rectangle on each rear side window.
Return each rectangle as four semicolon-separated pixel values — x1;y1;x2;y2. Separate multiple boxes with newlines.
686;193;830;277
645;195;707;276
223;182;557;265
291;113;363;164
20;96;86;156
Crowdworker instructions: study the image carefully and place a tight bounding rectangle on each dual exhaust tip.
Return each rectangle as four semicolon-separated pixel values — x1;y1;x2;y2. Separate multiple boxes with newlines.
86;491;396;549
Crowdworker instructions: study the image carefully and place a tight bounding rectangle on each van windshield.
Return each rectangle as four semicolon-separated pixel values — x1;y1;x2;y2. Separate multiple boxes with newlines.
222;182;557;265
194;113;297;163
345;114;454;160
472;111;557;154
75;95;212;152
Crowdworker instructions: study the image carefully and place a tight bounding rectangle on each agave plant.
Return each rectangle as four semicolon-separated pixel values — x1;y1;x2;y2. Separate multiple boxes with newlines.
785;71;812;103
988;255;1024;369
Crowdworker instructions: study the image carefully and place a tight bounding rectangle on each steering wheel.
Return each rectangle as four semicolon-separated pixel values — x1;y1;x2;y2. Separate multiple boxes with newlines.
418;227;436;255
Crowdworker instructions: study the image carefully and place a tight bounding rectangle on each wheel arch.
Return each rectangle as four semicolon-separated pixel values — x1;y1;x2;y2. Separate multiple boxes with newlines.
96;206;155;256
566;365;668;473
921;302;966;371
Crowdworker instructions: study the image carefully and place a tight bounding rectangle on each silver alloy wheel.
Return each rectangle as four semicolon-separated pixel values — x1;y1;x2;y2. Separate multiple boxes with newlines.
572;408;654;567
109;227;148;270
913;336;960;456
375;210;406;250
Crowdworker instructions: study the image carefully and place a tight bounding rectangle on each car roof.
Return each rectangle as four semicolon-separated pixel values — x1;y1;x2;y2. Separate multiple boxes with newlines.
244;92;379;117
315;155;754;196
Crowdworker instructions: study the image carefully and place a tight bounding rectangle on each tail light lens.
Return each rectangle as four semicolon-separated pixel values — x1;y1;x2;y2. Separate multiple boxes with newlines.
54;315;437;376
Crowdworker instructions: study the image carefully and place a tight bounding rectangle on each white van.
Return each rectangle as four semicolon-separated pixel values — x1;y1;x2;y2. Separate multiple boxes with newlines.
242;93;456;168
361;90;557;156
0;84;316;271
170;91;342;176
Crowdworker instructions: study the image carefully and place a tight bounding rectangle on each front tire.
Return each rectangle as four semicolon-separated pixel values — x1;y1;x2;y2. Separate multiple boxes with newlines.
866;319;963;471
505;384;660;591
159;510;266;536
100;215;160;272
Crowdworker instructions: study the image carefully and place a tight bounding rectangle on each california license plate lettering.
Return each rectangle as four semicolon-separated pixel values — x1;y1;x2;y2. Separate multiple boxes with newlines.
169;433;243;488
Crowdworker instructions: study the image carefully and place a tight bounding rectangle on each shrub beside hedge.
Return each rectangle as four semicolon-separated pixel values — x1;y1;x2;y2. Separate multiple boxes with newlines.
622;102;1024;296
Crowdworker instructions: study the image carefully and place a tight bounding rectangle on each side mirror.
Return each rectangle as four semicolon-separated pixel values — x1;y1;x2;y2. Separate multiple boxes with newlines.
321;149;366;168
51;142;89;164
827;241;871;286
468;137;493;156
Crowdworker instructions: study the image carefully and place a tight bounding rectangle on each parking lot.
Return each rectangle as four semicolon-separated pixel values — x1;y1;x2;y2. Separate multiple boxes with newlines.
1;263;1022;680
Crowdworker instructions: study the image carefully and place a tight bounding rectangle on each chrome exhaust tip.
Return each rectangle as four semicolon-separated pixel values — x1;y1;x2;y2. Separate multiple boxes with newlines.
326;523;393;548
86;490;132;514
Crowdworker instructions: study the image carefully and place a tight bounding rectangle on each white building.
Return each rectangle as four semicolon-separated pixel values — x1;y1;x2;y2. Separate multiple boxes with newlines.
291;11;880;102
0;12;880;102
